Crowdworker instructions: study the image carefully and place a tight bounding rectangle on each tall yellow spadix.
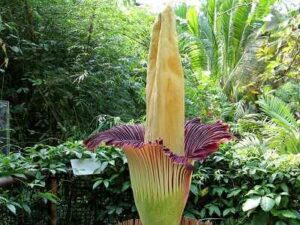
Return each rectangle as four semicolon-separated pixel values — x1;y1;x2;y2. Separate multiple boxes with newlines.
145;6;185;155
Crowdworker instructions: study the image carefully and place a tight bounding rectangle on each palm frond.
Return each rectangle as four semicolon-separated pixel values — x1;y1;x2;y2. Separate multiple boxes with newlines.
252;0;277;20
180;0;277;99
186;7;199;36
183;36;208;71
258;96;300;154
175;3;188;20
231;0;252;63
257;95;298;129
262;123;300;154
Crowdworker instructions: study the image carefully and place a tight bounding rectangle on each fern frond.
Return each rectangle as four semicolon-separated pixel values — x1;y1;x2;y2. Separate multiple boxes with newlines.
235;134;261;150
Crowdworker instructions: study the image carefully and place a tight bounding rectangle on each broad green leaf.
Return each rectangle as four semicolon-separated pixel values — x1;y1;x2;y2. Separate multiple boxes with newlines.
10;46;21;53
275;195;281;206
121;181;130;192
22;204;31;214
14;173;27;179
92;180;102;190
223;207;235;216
271;209;298;219
100;161;108;172
208;205;221;216
242;196;261;211
74;151;82;159
103;180;109;188
190;184;198;196
227;189;241;198
280;183;289;193
7;204;16;214
260;196;275;211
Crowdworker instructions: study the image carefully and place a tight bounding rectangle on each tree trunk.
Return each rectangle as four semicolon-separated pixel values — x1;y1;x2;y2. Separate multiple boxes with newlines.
49;176;58;225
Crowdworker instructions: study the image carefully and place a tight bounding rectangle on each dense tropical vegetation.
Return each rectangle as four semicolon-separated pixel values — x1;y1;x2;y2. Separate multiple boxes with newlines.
0;0;299;224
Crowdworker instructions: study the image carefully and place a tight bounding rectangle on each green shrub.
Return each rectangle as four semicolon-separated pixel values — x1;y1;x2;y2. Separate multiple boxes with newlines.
187;144;300;225
0;0;151;146
0;142;136;224
1;142;300;224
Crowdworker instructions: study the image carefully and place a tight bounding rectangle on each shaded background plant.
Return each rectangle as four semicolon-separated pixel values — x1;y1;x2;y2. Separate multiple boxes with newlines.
1;142;300;225
0;0;152;147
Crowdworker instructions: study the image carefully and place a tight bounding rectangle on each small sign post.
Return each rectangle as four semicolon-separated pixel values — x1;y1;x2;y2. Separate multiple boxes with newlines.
0;100;10;154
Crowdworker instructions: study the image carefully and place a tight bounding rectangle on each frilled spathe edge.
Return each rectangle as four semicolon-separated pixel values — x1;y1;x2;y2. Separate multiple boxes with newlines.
184;118;232;160
84;124;144;150
84;118;232;168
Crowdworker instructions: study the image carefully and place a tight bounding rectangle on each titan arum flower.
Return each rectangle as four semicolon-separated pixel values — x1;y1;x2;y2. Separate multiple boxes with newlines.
84;6;231;225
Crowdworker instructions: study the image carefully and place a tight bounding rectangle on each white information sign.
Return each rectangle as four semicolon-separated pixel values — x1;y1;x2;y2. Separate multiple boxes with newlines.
70;158;102;176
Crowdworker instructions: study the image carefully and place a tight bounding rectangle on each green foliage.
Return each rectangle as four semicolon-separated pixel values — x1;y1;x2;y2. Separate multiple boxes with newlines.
236;10;300;102
0;0;151;146
257;95;297;128
257;13;300;89
257;95;300;153
176;1;300;104
1;142;300;224
177;0;276;100
231;94;299;155
0;142;136;224
186;145;300;225
185;72;233;122
274;82;300;113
